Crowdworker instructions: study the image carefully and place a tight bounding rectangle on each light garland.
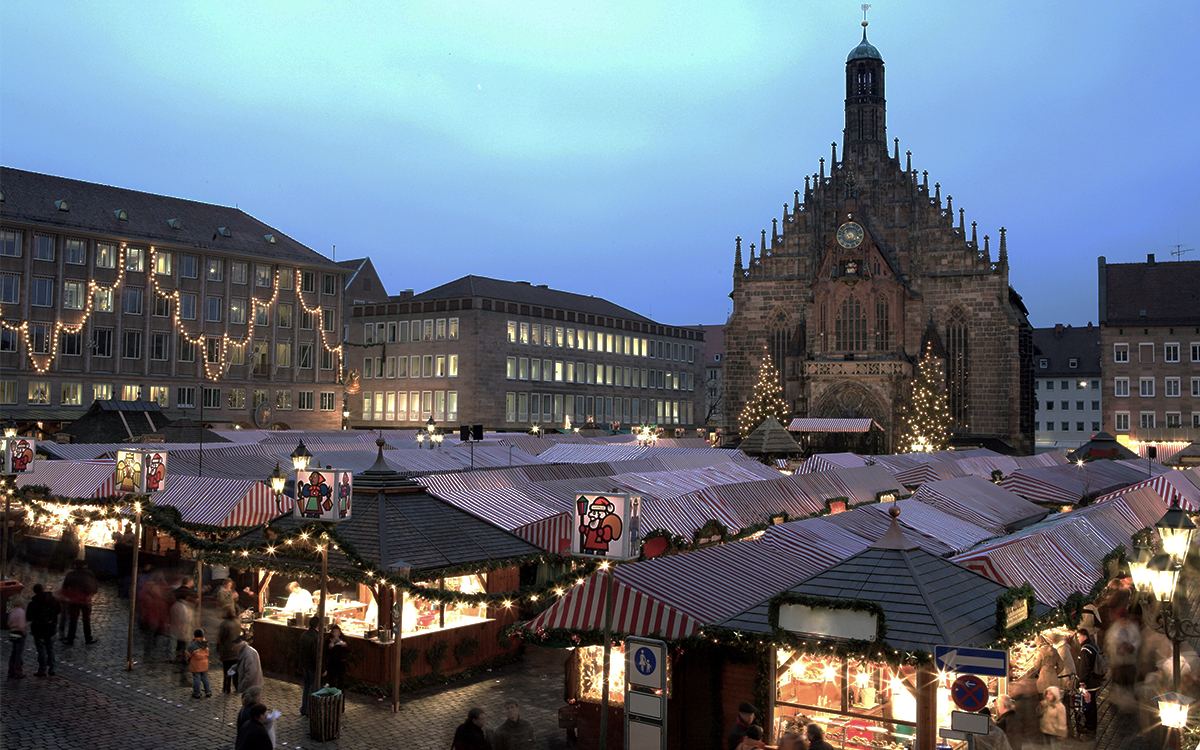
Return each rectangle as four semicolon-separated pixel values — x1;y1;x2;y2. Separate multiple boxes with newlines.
0;245;345;384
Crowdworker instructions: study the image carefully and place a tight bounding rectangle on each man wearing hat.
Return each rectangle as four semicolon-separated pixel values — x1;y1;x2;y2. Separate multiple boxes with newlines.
727;702;758;750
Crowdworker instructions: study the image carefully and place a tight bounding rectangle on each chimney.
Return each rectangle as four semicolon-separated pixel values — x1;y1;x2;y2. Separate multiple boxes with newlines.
1148;253;1156;265
1054;323;1064;339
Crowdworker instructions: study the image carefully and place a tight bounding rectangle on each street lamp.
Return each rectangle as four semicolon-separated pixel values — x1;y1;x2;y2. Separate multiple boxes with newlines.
432;432;443;449
416;432;425;448
1157;693;1195;732
3;418;17;438
1158;498;1197;568
269;462;288;515
290;440;313;472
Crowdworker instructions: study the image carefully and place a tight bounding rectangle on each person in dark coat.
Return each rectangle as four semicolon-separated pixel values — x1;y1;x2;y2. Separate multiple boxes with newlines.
1075;628;1103;733
218;610;243;693
805;724;836;750
490;699;535;750
26;583;61;677
298;616;320;716
452;707;492;750
235;703;274;750
324;624;350;690
727;702;757;750
993;695;1025;750
61;559;99;645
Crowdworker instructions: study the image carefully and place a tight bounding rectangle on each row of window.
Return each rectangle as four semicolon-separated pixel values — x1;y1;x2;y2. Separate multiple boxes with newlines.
0;276;335;331
361;390;457;423
1041;401;1101;411
1037;357;1085;369
363;318;459;344
2;328;336;370
1113;412;1200;430
506;321;695;362
0;231;337;294
363;355;458;379
1113;377;1200;398
504;393;695;426
1035;380;1100;391
3;380;336;412
1035;422;1101;433
1112;342;1200;363
505;358;695;391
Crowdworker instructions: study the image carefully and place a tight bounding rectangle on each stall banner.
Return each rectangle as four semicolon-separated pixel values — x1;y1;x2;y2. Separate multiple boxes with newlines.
572;492;641;560
295;468;353;521
114;449;168;494
0;437;36;474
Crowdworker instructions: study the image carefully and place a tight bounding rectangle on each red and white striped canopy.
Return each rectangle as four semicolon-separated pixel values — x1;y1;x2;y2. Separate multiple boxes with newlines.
786;418;880;433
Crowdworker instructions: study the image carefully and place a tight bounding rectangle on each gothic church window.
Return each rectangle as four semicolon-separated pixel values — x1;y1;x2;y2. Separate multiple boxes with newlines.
836;295;867;351
770;327;790;387
946;310;970;429
875;294;893;351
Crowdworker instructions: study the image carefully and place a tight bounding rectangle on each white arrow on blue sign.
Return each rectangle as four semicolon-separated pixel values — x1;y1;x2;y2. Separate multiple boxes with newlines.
934;645;1008;677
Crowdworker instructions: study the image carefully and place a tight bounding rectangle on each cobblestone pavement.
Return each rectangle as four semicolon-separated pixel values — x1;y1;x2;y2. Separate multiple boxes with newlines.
2;580;573;750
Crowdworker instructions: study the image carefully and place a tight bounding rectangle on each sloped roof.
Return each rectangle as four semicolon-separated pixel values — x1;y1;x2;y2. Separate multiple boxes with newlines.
0;167;339;268
160;418;232;444
405;275;654;323
722;515;1051;652
1065;432;1139;462
1032;324;1102;377
58;400;173;443
738;416;804;456
1102;258;1200;326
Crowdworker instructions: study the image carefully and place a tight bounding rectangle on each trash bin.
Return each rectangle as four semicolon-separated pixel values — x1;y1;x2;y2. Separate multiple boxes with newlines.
308;686;342;740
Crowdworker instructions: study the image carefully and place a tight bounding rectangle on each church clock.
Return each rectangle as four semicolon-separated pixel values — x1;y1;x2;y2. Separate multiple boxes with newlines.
836;221;864;249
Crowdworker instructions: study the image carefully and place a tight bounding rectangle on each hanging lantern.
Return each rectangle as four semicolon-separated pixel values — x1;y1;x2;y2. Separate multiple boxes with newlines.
294;467;352;522
0;436;36;474
1147;552;1181;603
114;449;168;494
290;440;313;472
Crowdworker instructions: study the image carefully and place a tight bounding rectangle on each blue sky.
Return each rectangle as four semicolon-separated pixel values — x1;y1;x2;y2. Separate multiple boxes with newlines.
2;1;1197;330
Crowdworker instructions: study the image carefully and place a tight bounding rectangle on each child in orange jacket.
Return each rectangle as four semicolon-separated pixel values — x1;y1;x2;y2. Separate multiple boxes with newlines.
186;628;211;698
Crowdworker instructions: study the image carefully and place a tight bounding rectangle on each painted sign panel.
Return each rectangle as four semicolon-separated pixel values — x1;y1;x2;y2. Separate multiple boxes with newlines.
114;449;168;494
778;604;878;642
294;468;353;521
572;493;642;560
0;437;36;474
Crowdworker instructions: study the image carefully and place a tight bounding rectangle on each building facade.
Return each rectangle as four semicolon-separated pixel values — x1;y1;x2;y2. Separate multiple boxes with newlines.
347;275;705;432
697;324;724;430
1099;255;1200;448
1032;323;1102;452
0;167;347;435
724;23;1034;452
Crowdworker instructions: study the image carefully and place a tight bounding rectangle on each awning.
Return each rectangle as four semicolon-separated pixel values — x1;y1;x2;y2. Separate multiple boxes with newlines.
526;572;704;640
787;418;880;433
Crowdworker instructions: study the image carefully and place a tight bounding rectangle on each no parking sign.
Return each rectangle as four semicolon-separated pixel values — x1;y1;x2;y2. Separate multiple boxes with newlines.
951;674;989;712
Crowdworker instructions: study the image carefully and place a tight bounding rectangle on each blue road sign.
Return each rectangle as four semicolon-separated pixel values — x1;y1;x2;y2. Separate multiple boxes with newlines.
633;646;657;676
951;675;989;712
935;645;1008;677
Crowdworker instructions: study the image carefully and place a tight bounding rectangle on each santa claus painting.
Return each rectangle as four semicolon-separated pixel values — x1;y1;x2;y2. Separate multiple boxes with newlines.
577;495;622;556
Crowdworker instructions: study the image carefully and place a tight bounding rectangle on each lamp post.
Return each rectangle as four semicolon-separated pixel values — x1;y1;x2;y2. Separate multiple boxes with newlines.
426;417;437;450
1129;500;1200;749
269;462;288;515
291;440;313;472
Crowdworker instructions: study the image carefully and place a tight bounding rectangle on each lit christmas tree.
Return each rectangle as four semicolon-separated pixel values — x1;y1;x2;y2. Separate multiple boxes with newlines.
739;349;789;435
899;344;951;452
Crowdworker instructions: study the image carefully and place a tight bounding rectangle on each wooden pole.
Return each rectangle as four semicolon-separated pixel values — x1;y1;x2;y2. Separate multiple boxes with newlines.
195;555;203;632
598;565;616;750
392;587;403;713
2;477;11;580
125;504;142;671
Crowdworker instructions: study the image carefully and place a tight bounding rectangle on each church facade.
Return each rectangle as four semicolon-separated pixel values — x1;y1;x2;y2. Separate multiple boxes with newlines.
724;24;1034;453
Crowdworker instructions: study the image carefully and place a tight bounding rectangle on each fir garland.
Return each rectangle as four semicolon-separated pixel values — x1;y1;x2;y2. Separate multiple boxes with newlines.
993;583;1038;642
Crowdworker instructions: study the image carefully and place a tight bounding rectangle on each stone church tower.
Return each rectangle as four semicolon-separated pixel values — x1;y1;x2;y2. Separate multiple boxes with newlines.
724;21;1034;453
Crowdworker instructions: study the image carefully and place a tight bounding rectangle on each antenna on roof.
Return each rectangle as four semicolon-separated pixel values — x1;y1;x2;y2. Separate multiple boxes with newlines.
1171;244;1194;261
333;244;336;261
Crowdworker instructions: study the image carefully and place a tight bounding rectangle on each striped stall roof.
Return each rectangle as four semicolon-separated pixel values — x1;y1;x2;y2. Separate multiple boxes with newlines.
820;505;957;557
146;476;281;527
827;466;906;505
952;498;1143;604
1000;460;1171;506
441;444;546;468
794;453;869;474
525;570;704;640
413;485;568;532
16;460;115;497
893;461;969;488
786;418;880;433
888;498;997;553
1095;470;1200;517
787;471;854;506
761;517;872;568
910;476;1047;533
952;454;1023;480
1012;452;1071;469
512;513;573;553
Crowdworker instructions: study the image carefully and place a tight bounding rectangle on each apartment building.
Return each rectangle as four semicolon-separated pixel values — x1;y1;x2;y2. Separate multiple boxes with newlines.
1032;323;1102;452
0;167;346;435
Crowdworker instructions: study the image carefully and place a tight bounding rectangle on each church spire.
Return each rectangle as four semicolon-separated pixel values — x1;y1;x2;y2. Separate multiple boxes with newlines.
844;7;886;164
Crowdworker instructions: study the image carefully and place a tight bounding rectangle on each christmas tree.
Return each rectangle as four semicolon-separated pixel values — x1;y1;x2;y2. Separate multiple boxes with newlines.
899;344;951;452
739;349;789;435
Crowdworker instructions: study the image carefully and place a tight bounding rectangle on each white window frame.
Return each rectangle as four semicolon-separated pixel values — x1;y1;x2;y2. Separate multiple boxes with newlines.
1165;343;1180;363
1166;377;1181;397
1113;343;1128;363
1140;378;1155;397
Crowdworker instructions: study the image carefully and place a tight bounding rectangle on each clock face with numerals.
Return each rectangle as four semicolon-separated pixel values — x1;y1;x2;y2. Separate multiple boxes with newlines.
837;222;864;249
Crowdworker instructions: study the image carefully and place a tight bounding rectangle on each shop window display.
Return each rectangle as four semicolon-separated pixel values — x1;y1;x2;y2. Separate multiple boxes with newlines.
400;573;491;633
578;643;625;705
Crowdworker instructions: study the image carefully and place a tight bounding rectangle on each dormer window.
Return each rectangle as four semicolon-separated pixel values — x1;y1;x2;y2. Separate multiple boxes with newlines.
114;209;128;221
1039;358;1048;368
1068;358;1078;369
167;218;183;230
217;226;232;238
55;199;70;212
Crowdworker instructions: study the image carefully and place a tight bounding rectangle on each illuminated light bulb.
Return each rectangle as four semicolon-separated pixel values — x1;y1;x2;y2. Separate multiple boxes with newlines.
821;664;837;682
554;589;563;596
503;600;512;608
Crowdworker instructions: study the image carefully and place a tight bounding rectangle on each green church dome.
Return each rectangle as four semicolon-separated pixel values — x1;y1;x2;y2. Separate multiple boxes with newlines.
847;27;882;62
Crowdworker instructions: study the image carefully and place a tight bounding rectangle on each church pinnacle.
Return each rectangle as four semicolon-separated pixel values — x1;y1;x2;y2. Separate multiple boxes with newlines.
844;7;886;163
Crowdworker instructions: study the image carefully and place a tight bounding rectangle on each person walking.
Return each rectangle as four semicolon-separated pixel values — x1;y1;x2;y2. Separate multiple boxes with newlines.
235;636;263;694
993;695;1025;750
1075;628;1103;734
452;707;492;750
805;724;836;750
186;628;212;698
7;594;27;679
60;558;99;645
727;702;758;750
26;583;60;677
298;616;320;716
218;610;242;693
216;578;239;619
490;699;534;750
235;703;275;750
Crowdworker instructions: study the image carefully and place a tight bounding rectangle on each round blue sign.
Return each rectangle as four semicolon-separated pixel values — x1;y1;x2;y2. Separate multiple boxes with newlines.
951;674;989;712
633;646;656;676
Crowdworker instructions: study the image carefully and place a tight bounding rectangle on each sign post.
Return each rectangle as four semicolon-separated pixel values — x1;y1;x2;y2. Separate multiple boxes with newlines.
934;645;1008;677
625;636;668;750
